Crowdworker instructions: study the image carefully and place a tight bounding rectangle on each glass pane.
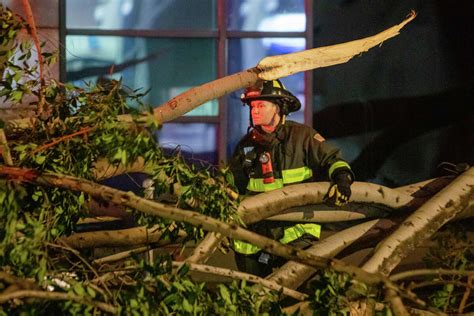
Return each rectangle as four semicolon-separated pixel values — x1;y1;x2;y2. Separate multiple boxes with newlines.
66;36;218;116
226;37;306;158
66;0;216;30
227;0;305;31
156;123;217;165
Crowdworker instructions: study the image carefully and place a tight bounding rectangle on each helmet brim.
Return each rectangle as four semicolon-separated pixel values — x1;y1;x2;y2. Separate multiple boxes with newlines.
241;94;301;113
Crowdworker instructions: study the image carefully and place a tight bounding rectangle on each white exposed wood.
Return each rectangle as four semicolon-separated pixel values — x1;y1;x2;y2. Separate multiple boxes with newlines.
267;219;380;290
362;168;474;275
257;11;416;80
185;232;223;264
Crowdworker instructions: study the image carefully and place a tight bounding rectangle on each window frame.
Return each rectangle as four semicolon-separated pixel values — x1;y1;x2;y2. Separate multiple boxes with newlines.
59;0;313;163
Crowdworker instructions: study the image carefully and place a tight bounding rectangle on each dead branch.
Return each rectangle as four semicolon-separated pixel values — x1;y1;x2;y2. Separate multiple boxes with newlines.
362;167;474;275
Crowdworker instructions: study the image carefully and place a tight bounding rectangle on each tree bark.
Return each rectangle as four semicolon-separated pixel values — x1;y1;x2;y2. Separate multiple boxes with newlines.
362;167;474;275
238;182;412;225
60;225;185;249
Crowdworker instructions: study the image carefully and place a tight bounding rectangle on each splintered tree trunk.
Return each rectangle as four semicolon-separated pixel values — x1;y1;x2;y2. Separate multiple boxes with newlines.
139;13;416;123
362;167;474;275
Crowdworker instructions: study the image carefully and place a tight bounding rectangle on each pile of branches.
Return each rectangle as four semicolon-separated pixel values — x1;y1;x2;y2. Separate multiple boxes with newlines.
1;4;473;315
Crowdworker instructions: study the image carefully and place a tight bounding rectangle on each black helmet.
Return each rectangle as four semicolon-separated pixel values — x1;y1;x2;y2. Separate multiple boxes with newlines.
240;79;301;115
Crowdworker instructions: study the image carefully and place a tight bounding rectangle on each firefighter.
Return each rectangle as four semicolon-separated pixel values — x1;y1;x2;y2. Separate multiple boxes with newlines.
229;79;354;277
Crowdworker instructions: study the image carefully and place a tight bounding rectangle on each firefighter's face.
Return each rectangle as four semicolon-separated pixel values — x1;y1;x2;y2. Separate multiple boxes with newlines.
250;100;279;127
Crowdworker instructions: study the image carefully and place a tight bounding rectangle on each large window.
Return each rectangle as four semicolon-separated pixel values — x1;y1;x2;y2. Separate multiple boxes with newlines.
62;0;312;165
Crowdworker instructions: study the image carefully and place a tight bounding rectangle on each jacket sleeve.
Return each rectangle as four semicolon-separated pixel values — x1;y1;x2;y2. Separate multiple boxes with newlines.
229;144;250;195
306;130;354;182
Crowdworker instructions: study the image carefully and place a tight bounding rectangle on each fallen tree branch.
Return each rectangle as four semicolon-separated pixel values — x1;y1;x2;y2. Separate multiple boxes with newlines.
238;182;412;225
190;182;412;264
390;269;474;282
0;166;390;289
362;167;474;275
185;232;223;264
60;225;185;249
257;11;416;80
151;12;415;122
172;261;307;301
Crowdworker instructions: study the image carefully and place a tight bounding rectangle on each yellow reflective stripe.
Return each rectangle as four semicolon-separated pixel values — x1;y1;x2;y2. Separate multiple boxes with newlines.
247;178;284;192
328;161;351;179
247;167;312;192
233;240;261;255
282;167;312;184
279;224;321;244
233;223;321;255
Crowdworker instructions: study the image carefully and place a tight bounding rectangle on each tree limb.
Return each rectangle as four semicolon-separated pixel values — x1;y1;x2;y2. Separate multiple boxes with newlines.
152;12;415;122
238;182;412;225
362;167;474;275
0;166;389;288
390;269;474;282
60;225;185;249
172;261;308;301
185;232;223;264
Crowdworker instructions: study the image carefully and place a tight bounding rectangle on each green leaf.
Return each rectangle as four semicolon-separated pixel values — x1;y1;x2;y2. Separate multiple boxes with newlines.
182;298;193;313
219;285;232;305
73;283;85;296
35;155;46;164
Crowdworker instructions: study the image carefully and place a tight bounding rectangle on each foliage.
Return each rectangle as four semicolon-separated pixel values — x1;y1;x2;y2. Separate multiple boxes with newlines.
421;224;474;313
0;4;472;315
307;270;377;315
0;4;247;314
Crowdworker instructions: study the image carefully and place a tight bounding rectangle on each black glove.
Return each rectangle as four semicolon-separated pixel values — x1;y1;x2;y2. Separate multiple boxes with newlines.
324;170;353;207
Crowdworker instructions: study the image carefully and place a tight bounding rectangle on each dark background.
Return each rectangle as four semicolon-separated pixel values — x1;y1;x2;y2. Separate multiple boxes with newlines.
311;0;473;186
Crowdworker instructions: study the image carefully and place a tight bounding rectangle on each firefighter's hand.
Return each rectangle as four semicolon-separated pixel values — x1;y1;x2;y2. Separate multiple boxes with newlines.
324;171;353;207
